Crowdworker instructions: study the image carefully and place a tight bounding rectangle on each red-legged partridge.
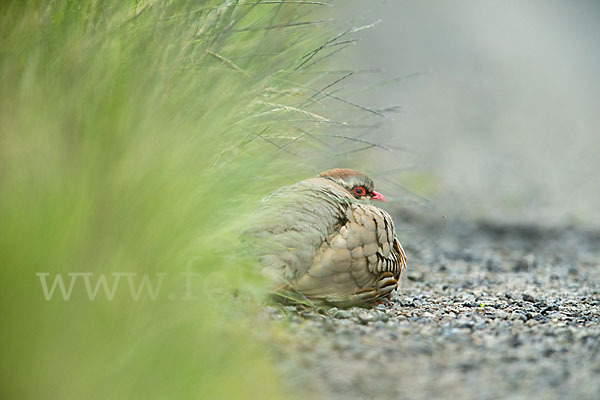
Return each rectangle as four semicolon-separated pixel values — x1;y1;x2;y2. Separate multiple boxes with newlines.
247;168;407;305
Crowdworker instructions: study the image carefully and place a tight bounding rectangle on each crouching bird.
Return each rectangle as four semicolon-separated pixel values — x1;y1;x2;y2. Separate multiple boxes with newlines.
245;168;407;306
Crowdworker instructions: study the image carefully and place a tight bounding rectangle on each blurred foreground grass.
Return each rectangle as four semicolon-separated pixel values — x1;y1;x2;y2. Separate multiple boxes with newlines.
0;1;361;398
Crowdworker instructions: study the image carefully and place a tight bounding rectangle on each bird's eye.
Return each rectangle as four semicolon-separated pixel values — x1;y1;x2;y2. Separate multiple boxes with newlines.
352;186;366;196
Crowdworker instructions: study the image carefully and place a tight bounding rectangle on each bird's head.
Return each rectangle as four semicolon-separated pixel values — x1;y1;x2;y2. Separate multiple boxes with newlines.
317;168;386;202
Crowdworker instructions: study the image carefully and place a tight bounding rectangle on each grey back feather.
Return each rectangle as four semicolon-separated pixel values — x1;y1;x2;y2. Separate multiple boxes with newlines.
244;177;352;282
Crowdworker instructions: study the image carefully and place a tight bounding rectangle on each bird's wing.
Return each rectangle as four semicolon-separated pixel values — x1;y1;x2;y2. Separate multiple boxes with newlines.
293;202;406;304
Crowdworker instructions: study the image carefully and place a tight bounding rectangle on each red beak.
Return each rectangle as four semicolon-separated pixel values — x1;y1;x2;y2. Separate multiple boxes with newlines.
371;191;386;202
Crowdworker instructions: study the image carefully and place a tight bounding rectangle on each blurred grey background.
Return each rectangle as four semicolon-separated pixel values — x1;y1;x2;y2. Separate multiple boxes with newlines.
340;0;600;228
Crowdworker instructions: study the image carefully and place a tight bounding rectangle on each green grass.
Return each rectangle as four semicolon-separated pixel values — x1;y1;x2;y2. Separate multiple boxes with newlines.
0;1;375;398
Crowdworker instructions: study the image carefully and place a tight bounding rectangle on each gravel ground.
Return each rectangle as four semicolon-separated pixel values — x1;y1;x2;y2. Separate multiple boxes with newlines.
264;213;600;400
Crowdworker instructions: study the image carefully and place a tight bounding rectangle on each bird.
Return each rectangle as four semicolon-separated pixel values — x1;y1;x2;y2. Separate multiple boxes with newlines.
245;168;407;306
